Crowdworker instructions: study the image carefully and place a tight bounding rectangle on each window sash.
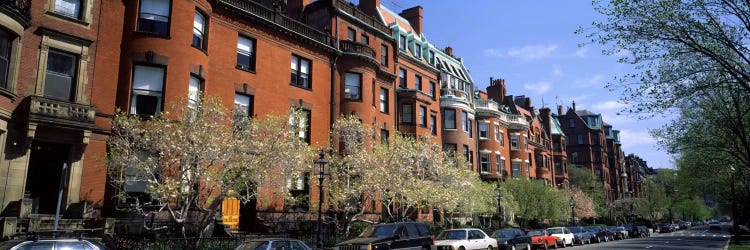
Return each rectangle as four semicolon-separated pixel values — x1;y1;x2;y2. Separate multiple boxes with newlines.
344;73;361;100
133;65;165;91
399;68;406;87
462;111;468;132
379;88;387;112
140;0;170;17
399;35;406;50
131;65;165;116
479;123;489;138
480;154;489;173
234;94;251;117
419;106;426;126
44;50;77;101
444;110;456;129
402;104;413;123
430;115;436;134
193;11;205;34
188;75;201;109
380;45;388;65
55;0;82;19
415;75;422;91
237;36;255;70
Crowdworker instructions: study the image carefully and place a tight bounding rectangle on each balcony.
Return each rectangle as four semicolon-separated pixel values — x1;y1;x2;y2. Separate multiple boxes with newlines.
474;98;499;111
28;96;96;129
331;0;392;35
340;40;376;62
219;0;336;48
0;0;31;27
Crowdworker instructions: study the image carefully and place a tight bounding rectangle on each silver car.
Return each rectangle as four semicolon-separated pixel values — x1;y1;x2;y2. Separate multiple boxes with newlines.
235;238;314;250
0;238;108;250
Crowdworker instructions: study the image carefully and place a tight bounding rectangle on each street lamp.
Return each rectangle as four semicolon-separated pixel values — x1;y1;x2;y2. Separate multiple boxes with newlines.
496;181;503;228
570;195;576;225
314;149;329;249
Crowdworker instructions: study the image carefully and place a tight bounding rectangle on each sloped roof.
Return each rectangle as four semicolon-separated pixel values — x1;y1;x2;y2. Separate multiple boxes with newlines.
575;110;598;117
551;116;565;135
378;6;415;34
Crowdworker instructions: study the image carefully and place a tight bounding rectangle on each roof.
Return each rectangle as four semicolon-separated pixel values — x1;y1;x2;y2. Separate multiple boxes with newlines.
551;116;564;135
603;121;612;127
575;110;598;117
378;6;414;34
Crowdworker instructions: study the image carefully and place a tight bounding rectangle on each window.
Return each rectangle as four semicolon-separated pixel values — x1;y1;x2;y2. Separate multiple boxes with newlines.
290;109;311;143
429;81;435;97
415;75;422;91
495;155;502;175
237;36;255;71
554;142;561;151
593;134;599;145
381;129;389;145
399;68;406;88
479;123;489;139
44;49;77;101
430;114;437;135
594;151;601;163
192;11;206;50
414;43;421;57
444;109;456;129
494;124;500;141
555;162;562;172
462;111;468;132
138;0;171;36
526;161;531;177
468;119;473;138
402;104;413;124
380;45;388;65
595;169;603;181
379;88;388;112
234;93;253;122
342;72;362;100
429;50;435;64
510;134;520;150
443;143;457;153
130;65;165;116
499;131;505;146
55;0;83;19
419;106;427;127
571;152;579;163
286;173;309;211
347;27;356;41
291;55;311;88
480;153;490;173
524;136;529;150
188;75;202;109
511;162;521;177
361;34;369;45
577;134;583;144
399;35;406;51
569;118;575;128
0;30;11;89
463;145;469;162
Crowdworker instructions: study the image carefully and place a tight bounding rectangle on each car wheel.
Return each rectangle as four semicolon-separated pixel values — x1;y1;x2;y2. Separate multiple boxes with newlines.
459;247;465;250
510;244;515;250
525;243;531;250
488;245;494;250
544;242;549;250
570;239;574;247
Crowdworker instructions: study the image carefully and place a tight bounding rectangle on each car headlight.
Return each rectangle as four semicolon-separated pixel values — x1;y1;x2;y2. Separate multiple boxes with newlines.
360;245;370;250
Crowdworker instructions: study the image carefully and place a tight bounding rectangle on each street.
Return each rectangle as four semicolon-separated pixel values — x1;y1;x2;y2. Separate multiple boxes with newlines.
572;225;731;250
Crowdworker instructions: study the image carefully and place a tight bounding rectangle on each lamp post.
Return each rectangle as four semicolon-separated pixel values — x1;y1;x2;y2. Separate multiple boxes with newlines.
314;149;328;249
495;181;503;228
570;195;576;225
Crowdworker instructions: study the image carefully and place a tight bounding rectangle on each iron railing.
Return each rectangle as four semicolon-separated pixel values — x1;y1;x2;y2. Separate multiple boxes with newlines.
340;40;376;59
0;0;31;26
331;0;391;35
219;0;336;48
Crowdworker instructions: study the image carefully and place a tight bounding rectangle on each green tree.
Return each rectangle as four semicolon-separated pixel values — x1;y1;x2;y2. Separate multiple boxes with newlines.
633;179;668;223
503;179;569;226
567;166;607;218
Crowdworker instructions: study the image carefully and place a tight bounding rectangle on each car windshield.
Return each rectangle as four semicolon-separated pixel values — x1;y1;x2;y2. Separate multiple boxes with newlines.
360;224;396;238
236;241;269;250
493;230;516;238
585;227;599;232
617;227;626;230
436;230;466;240
568;227;581;233
547;228;563;234
527;230;544;236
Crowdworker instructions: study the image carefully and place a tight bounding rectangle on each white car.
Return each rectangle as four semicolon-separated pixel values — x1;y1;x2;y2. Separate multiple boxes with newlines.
434;228;498;250
547;227;575;247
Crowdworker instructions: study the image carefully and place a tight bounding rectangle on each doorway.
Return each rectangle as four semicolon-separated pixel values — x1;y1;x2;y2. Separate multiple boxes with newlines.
25;140;71;214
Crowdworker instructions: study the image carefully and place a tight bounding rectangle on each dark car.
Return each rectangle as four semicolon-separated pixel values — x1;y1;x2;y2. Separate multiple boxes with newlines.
0;238;108;250
567;226;593;245
491;228;532;250
334;222;433;250
235;238;314;250
585;226;614;243
658;223;674;233
635;226;650;237
605;226;627;240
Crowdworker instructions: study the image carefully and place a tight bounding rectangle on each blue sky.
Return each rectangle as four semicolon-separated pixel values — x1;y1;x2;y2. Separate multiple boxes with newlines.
376;0;673;168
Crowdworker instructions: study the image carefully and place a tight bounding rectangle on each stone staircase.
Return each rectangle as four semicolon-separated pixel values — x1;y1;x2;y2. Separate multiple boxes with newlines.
0;198;90;239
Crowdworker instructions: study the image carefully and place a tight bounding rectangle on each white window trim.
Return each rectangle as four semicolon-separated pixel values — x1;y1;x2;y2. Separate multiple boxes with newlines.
35;34;89;103
47;0;94;24
0;16;24;95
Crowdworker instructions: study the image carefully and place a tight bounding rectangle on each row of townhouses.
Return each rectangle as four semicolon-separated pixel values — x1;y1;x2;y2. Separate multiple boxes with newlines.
0;0;652;233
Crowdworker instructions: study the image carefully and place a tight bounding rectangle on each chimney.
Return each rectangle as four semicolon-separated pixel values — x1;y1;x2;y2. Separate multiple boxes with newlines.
399;6;423;34
525;97;532;109
557;105;563;115
359;0;380;16
444;46;453;57
539;107;552;137
286;0;312;19
486;77;506;104
572;101;576;111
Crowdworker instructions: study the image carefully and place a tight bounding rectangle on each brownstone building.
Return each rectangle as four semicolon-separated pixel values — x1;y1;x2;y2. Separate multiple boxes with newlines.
0;0;119;229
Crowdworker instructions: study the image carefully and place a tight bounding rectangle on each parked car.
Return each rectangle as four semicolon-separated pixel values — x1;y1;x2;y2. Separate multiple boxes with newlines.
615;226;629;239
235;238;313;250
491;228;532;250
678;221;691;229
0;238;108;250
604;226;624;240
546;227;574;247
334;222;433;250
434;229;498;250
566;226;593;245
526;230;558;250
671;224;680;231
657;223;674;233
635;226;651;237
585;226;614;243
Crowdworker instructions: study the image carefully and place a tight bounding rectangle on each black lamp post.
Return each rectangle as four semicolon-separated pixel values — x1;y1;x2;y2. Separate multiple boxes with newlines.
570;195;576;225
314;149;328;249
495;181;503;228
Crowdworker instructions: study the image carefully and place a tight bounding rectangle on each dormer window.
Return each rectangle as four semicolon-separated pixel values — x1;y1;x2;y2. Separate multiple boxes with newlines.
414;43;421;57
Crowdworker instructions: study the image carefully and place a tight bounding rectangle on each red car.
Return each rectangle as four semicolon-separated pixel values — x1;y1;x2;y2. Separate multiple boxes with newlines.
526;230;559;250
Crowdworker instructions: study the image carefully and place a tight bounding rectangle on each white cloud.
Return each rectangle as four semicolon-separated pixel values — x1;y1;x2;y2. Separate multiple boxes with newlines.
593;100;628;111
574;74;604;88
507;44;558;60
552;65;564;77
619;129;657;147
576;47;588;58
482;48;505;57
523;81;551;94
